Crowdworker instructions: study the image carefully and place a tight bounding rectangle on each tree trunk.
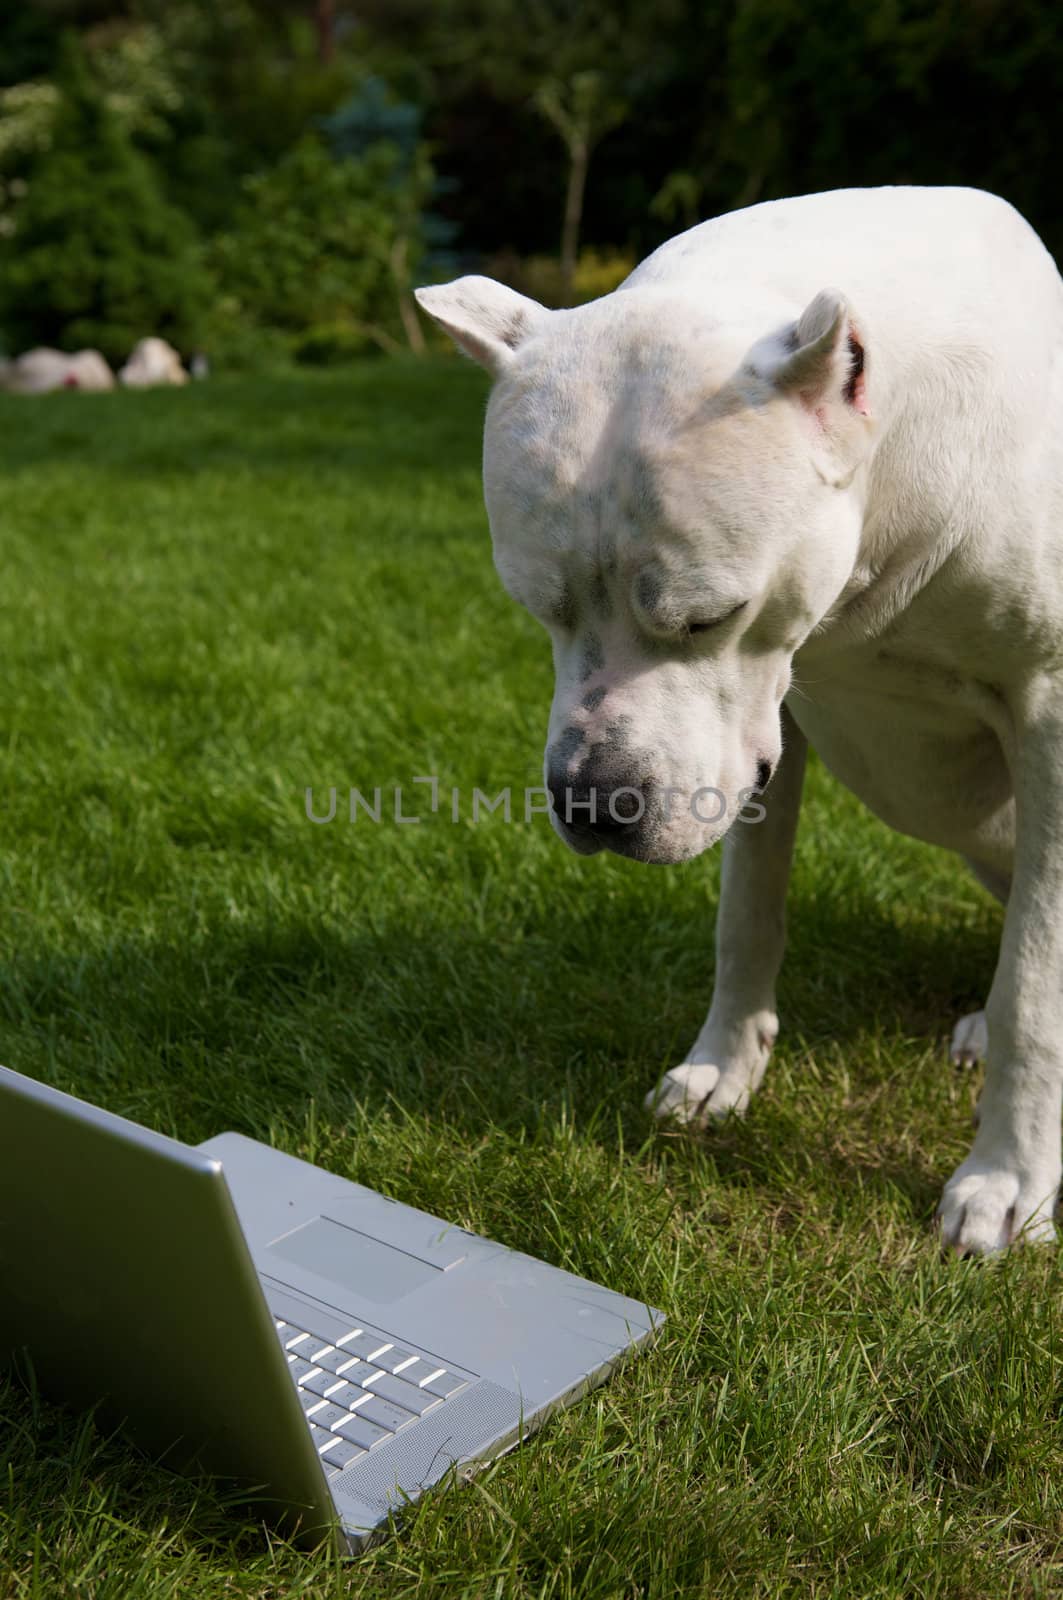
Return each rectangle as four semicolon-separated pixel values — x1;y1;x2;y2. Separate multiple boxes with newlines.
559;137;589;308
391;236;427;355
315;0;336;65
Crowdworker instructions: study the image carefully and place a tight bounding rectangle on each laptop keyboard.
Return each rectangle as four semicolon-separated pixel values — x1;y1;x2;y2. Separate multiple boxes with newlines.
274;1317;470;1476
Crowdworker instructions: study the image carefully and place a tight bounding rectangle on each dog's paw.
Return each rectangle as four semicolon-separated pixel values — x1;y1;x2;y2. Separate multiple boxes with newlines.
937;1157;1058;1255
643;1062;721;1124
950;1009;987;1067
644;1011;776;1126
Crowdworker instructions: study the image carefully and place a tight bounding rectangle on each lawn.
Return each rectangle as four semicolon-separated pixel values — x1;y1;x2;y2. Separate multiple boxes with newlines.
1;360;1062;1599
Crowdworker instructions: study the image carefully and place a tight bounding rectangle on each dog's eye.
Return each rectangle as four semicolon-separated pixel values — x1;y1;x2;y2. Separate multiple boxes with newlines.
687;602;748;636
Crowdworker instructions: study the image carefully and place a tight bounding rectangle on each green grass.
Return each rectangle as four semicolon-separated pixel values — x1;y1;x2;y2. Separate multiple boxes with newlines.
1;359;1062;1599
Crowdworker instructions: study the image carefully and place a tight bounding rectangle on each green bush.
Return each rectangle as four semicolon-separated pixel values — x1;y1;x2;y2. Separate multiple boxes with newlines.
193;295;293;374
480;246;635;310
0;36;210;365
292;321;379;366
207;133;432;361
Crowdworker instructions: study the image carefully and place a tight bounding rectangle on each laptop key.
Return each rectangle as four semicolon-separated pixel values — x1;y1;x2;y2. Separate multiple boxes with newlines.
317;1380;361;1410
362;1371;443;1416
333;1327;366;1349
334;1357;375;1385
420;1369;468;1401
307;1401;349;1433
283;1329;312;1352
372;1345;418;1374
332;1330;380;1360
311;1347;359;1375
356;1393;417;1433
394;1357;454;1390
301;1369;338;1398
334;1412;391;1451
287;1356;314;1383
305;1341;337;1364
326;1437;366;1470
298;1389;326;1414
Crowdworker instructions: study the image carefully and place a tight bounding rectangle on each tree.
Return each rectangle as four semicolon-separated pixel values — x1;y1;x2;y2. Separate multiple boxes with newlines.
534;70;627;305
0;35;210;363
208;129;437;358
410;0;672;299
323;77;459;348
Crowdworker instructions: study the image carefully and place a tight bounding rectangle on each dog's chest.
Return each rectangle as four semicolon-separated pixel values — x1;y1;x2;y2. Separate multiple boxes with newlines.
785;642;1015;864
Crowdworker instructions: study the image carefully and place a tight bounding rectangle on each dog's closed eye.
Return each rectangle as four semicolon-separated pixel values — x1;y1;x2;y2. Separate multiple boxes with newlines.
687;601;749;635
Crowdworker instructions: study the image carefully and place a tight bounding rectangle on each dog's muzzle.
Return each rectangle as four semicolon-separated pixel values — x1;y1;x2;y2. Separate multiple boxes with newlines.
545;737;775;862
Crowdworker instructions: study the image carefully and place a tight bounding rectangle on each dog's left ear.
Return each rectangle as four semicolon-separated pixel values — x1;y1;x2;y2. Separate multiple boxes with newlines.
772;289;873;483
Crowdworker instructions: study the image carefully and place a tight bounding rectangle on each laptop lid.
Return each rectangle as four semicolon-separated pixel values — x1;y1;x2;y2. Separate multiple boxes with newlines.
0;1066;337;1549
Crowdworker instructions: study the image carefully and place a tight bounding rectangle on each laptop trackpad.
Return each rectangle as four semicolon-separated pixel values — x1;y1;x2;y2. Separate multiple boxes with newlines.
268;1216;440;1303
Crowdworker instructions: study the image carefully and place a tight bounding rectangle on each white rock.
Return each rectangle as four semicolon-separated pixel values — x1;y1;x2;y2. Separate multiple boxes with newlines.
118;337;188;388
67;350;116;391
1;346;115;394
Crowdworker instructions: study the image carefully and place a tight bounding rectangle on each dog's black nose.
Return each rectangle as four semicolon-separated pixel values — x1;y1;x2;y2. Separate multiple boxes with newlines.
547;776;635;829
756;758;774;791
546;767;579;819
590;785;649;835
546;765;652;835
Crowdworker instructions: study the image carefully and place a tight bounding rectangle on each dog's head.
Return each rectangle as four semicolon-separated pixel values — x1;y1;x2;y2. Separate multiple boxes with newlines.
416;275;872;862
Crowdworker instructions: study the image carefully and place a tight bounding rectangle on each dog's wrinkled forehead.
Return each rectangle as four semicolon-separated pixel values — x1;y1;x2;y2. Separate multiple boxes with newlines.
486;306;736;498
485;431;669;624
482;321;775;621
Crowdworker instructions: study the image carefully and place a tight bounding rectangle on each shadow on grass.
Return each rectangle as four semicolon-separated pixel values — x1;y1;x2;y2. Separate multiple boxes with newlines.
0;1367;316;1570
0;888;1007;1558
1;883;1001;1208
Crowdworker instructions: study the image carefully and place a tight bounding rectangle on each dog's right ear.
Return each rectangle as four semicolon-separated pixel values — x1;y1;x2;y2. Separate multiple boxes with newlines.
414;276;549;376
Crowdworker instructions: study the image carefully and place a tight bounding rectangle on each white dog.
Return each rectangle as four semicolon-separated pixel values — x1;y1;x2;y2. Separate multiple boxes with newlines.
416;186;1063;1256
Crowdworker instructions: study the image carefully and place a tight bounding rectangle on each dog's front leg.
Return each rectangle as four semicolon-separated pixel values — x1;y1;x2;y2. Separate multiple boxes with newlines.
646;705;807;1124
938;687;1063;1253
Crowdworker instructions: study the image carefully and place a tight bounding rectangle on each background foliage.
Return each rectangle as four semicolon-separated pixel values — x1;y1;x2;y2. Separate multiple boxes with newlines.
0;0;1061;365
0;35;209;363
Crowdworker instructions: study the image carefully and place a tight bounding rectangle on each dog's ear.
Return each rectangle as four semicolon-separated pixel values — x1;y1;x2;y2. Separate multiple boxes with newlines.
414;276;549;375
774;288;871;419
771;289;872;484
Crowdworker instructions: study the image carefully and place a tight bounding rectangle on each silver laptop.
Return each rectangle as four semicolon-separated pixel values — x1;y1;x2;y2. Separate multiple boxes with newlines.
0;1065;662;1552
